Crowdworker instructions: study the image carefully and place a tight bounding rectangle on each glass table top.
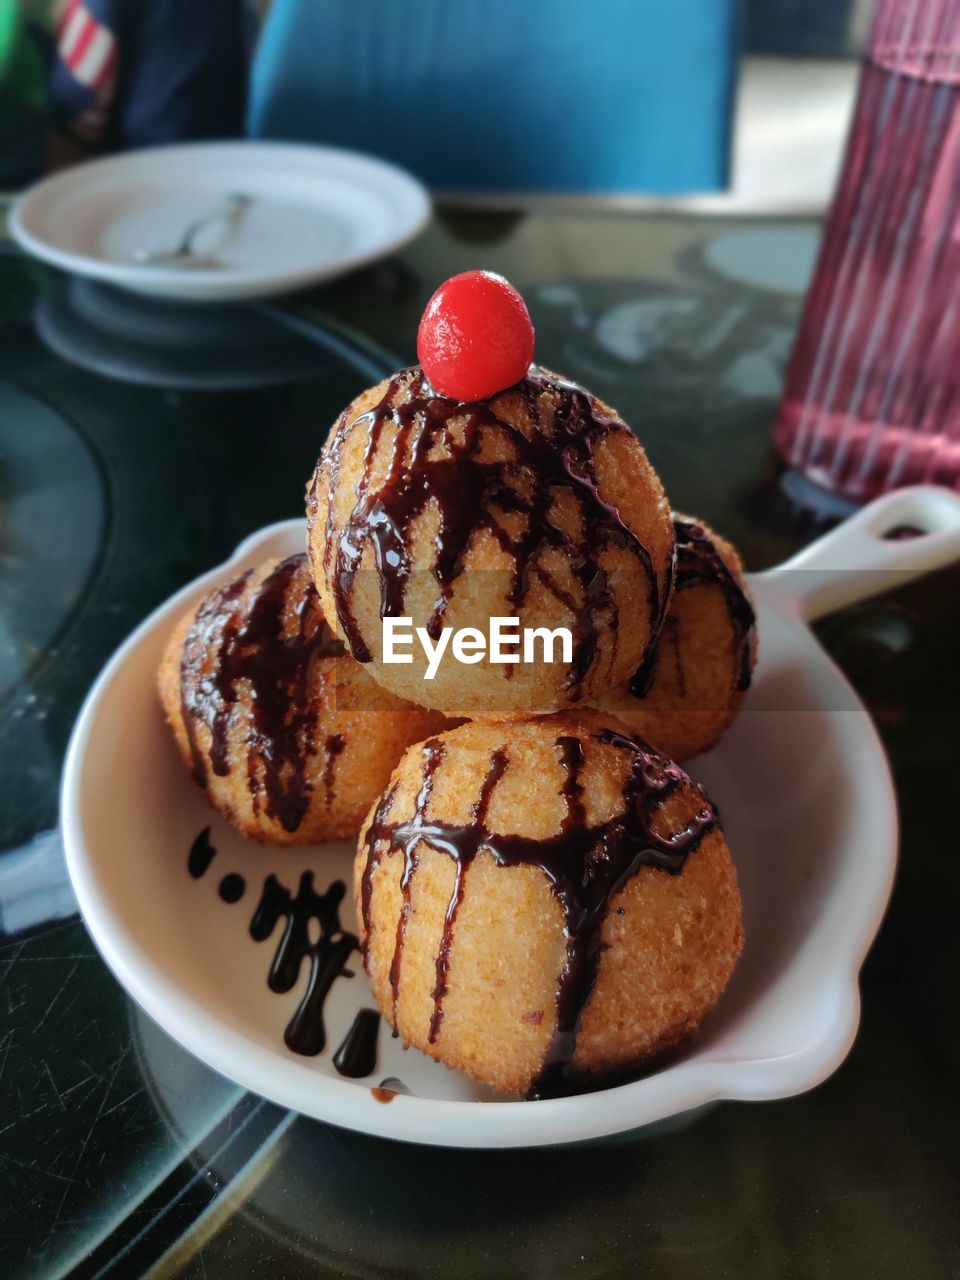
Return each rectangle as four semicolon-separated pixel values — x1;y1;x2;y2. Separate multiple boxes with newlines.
0;210;958;1279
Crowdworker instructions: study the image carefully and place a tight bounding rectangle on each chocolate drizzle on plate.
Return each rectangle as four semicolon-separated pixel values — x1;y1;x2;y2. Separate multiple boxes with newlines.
333;1008;381;1078
185;830;359;1060
249;872;359;1057
179;553;346;833
315;366;669;697
218;872;245;904
187;826;217;879
629;517;756;698
361;728;718;1096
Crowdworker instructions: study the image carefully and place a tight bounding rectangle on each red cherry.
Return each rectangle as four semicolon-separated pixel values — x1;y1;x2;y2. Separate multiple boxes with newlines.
417;270;535;402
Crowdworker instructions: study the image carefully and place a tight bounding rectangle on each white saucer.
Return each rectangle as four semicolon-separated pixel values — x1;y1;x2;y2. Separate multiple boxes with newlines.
11;141;430;301
60;487;960;1147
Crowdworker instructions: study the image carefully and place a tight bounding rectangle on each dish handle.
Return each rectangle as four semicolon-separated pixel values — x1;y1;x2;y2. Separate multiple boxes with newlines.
753;485;960;623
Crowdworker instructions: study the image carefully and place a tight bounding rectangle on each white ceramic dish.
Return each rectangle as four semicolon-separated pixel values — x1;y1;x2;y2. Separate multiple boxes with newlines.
10;141;430;301
61;486;960;1148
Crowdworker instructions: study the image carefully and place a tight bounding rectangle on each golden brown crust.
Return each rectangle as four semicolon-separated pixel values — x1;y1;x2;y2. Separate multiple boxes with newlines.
307;370;675;717
158;555;451;844
592;516;757;760
355;712;743;1095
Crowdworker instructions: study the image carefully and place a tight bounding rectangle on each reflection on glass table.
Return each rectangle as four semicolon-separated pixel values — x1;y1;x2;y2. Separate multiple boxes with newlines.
0;213;958;1280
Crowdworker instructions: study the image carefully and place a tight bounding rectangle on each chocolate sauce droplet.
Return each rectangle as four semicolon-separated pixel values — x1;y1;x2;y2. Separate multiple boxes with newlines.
179;554;346;834
316;367;669;698
249;872;359;1056
218;873;245;904
187;827;216;879
361;727;718;1096
333;1008;381;1078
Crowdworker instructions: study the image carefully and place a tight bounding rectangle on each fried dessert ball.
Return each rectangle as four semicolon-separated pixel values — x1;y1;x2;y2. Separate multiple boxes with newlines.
593;517;757;761
307;366;675;718
356;712;743;1096
158;553;449;844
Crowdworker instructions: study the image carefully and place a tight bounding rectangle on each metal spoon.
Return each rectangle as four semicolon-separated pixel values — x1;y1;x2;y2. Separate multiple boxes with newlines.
133;193;252;270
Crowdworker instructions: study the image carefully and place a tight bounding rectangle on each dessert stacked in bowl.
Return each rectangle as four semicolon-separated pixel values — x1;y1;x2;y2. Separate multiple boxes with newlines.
159;272;756;1098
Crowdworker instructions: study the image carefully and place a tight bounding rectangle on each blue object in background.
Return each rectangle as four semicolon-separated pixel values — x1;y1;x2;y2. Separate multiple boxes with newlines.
248;0;740;194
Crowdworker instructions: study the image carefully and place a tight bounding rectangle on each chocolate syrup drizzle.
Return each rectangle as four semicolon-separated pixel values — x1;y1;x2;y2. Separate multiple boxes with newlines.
218;873;245;904
185;830;359;1059
628;518;756;698
249;872;359;1057
187;826;217;879
361;728;717;1096
333;1008;381;1078
315;367;669;697
322;733;346;804
180;554;346;833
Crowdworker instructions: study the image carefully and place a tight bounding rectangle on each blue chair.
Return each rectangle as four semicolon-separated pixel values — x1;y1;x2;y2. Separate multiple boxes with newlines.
248;0;740;194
